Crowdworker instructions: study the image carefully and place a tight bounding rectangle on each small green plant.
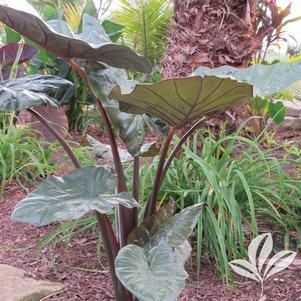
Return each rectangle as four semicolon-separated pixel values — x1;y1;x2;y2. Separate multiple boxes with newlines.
138;125;301;279
1;5;301;301
0;126;56;199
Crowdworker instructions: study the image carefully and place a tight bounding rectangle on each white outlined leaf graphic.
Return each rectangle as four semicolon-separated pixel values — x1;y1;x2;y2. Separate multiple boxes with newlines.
229;259;262;282
263;250;297;280
248;233;272;273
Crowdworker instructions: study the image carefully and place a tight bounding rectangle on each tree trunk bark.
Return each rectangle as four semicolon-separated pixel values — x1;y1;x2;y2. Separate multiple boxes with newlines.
161;0;260;78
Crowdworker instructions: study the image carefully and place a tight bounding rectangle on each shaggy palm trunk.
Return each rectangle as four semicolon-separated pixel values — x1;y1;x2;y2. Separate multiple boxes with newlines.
161;0;260;78
161;0;264;128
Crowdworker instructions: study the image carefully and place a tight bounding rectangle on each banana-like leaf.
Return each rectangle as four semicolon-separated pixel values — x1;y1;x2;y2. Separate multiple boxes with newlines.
0;75;72;111
109;76;253;127
86;62;145;156
0;5;152;73
192;62;301;97
12;166;139;226
115;242;188;301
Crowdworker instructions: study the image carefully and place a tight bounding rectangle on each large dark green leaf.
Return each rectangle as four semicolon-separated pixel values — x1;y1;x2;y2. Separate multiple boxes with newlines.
0;75;72;111
12;166;139;226
129;203;205;251
192;62;301;97
127;202;174;246
86;63;145;156
109;76;253;127
0;5;152;73
116;203;204;301
115;242;187;301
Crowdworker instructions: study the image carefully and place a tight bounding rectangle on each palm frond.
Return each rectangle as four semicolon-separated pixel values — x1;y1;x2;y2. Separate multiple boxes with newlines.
112;0;173;65
63;1;84;31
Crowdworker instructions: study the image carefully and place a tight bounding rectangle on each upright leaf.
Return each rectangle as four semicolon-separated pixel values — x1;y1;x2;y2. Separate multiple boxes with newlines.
127;202;174;246
0;6;152;73
12;166;140;226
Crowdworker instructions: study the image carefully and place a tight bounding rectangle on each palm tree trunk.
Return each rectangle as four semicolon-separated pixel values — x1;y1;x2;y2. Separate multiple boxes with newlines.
161;0;260;78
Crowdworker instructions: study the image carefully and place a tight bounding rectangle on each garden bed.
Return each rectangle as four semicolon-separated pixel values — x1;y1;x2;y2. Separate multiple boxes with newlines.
1;182;300;301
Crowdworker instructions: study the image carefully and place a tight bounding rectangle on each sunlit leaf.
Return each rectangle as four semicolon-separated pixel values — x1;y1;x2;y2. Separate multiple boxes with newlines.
193;62;301;97
109;76;252;127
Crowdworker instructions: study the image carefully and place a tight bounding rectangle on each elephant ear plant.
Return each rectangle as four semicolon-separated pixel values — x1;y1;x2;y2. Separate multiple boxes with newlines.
2;5;301;301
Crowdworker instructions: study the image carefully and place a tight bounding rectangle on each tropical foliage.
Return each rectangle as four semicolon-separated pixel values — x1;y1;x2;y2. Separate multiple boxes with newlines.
112;0;172;65
1;3;301;301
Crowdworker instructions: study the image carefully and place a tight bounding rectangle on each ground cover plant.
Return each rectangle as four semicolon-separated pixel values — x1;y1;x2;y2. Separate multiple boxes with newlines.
1;5;301;301
137;125;301;280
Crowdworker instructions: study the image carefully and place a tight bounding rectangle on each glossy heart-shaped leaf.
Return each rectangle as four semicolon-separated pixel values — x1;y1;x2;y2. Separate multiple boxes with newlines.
109;76;253;127
146;203;204;251
192;62;301;97
115;242;187;301
0;75;72;111
12;166;139;226
128;203;204;251
127;202;174;246
0;6;152;73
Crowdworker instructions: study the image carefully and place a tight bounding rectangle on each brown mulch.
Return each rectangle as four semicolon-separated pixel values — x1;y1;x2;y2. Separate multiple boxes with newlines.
0;184;301;301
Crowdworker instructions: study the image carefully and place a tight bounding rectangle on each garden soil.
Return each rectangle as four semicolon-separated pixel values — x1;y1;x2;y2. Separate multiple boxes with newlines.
0;182;300;301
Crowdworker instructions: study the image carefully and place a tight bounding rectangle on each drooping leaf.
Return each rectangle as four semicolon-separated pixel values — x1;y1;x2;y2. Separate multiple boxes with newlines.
192;62;301;97
0;75;72;111
127;201;174;246
12;166;139;226
86;62;145;156
0;6;152;73
109;76;253;127
115;242;187;301
0;43;38;67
